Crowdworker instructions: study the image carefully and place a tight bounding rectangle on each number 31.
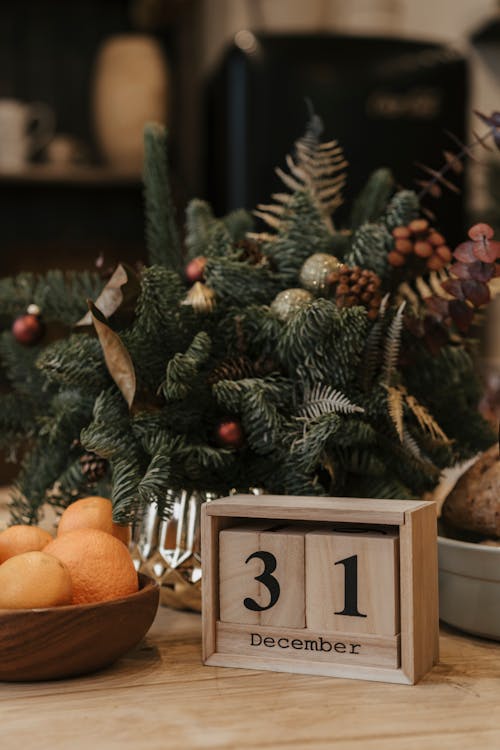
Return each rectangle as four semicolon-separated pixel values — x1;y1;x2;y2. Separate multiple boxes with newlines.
243;550;367;618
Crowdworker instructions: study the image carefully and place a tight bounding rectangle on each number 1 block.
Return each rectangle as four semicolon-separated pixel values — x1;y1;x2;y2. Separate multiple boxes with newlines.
306;528;399;636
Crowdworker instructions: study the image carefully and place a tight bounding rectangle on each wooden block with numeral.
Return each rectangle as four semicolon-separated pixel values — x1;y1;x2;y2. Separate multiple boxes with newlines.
306;528;399;636
220;523;307;627
259;525;307;628
219;523;271;625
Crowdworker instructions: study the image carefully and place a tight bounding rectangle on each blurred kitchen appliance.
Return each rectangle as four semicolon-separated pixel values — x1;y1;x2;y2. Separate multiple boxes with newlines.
205;34;468;243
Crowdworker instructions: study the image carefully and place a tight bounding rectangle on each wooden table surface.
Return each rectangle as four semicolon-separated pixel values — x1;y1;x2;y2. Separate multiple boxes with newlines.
0;605;499;750
0;488;499;749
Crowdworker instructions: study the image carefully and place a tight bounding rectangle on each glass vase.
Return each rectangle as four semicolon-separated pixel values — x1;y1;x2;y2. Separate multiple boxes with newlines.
130;490;219;612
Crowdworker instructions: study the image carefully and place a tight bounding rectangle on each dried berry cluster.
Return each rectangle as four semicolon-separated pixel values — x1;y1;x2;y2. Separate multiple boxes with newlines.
328;266;382;320
388;219;452;271
428;223;500;332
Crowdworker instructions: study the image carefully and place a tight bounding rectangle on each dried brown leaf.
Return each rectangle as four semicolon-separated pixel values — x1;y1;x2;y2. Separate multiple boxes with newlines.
76;263;139;327
89;301;136;408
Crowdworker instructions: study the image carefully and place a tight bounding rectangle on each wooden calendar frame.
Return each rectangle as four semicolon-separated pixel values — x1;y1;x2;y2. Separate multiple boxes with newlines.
201;495;439;685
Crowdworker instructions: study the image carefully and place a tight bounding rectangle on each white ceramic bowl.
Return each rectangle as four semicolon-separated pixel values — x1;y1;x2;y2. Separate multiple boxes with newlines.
438;534;500;641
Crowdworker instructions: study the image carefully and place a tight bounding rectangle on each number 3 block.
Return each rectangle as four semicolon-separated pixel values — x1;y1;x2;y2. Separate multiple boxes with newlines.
219;524;306;628
305;528;399;635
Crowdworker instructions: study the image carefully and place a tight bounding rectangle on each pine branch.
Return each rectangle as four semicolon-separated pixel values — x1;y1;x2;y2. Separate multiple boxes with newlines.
278;300;369;389
346;223;392;280
205;258;280;306
143;123;181;270
383;190;419;232
0;332;46;394
260;190;334;284
334;447;385;477
350;168;394;229
162;331;211;401
0;392;36;453
185;199;216;259
291;412;343;474
223;208;254;241
37;334;109;392
0;270;103;324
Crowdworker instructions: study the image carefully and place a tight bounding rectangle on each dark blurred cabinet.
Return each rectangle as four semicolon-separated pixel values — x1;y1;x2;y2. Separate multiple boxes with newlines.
205;34;468;244
0;172;145;274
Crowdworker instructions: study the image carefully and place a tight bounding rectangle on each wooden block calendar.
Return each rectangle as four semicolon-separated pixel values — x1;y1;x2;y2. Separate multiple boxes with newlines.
201;495;439;685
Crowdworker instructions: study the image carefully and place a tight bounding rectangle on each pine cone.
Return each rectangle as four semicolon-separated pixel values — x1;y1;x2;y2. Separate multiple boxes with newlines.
207;356;256;384
80;452;108;483
235;239;270;267
328;266;382;320
207;355;276;385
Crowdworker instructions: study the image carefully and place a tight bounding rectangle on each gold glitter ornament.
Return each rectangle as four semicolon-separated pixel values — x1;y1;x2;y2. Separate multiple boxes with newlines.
270;288;314;321
299;253;343;293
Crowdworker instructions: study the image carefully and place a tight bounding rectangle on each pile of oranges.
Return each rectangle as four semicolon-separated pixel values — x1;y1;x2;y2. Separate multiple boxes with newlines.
0;497;137;610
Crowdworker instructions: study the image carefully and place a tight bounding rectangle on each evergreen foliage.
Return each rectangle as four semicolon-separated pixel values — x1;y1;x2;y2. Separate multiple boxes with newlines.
350;168;394;229
143;123;181;271
384;189;420;231
346;223;392;280
1;117;494;525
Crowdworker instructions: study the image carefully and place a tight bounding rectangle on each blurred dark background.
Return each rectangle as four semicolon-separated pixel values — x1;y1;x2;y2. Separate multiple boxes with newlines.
1;0;500;275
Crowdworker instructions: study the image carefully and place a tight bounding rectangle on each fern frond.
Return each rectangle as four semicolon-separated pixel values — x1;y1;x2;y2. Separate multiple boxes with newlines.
246;231;276;243
398;281;420;313
300;383;364;418
403;429;423;459
254;108;347;235
387;385;404;441
253;210;283;230
360;292;390;391
382;301;406;384
405;393;449;443
274;168;304;194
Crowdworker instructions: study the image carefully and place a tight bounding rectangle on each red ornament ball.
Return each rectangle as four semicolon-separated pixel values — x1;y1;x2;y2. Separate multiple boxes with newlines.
215;418;245;449
185;256;207;284
12;312;45;346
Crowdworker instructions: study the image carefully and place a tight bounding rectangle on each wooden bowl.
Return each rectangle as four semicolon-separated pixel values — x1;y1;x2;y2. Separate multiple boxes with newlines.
0;573;159;682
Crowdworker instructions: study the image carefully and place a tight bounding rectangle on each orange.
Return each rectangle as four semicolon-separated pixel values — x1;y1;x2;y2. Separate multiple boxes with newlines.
0;524;53;564
57;496;130;545
44;528;138;605
0;551;72;609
